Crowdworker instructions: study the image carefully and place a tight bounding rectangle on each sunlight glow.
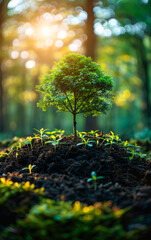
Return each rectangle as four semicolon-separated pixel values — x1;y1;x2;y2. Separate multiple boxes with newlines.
38;26;51;38
45;39;53;47
114;90;132;106
8;0;21;8
55;40;63;48
57;30;67;39
21;51;29;59
42;13;54;22
13;39;20;47
25;60;35;69
55;14;63;21
69;44;78;52
11;51;19;59
94;23;104;35
25;27;34;36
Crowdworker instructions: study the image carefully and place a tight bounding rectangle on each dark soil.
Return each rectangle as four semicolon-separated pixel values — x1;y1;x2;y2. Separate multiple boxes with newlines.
1;135;151;235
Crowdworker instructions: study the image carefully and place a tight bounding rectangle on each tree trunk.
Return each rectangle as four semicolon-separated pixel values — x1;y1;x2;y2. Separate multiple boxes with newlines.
85;0;98;131
73;113;77;141
0;0;10;132
0;17;4;132
135;37;151;128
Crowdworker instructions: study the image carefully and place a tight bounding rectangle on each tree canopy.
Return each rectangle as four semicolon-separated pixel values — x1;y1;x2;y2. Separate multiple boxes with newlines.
36;53;113;139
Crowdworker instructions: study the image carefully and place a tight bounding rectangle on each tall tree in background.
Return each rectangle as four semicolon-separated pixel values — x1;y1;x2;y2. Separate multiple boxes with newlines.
85;0;98;130
0;0;10;132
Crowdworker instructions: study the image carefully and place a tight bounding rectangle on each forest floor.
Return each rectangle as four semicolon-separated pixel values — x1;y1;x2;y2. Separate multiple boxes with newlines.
0;133;151;239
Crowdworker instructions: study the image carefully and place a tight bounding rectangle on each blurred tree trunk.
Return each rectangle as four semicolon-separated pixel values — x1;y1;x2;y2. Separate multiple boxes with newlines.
0;26;3;132
135;37;151;128
0;4;4;132
0;0;10;132
85;0;98;131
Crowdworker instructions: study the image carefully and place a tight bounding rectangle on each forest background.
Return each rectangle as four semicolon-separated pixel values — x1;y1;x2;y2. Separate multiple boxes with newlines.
0;0;151;140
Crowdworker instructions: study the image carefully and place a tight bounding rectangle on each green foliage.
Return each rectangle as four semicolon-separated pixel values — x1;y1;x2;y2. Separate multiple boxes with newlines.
45;129;65;152
76;132;95;148
23;136;33;149
87;171;104;191
45;137;63;152
46;129;65;139
2;198;139;240
88;130;99;137
33;128;48;146
36;53;113;139
0;178;44;205
104;131;121;147
0;152;9;158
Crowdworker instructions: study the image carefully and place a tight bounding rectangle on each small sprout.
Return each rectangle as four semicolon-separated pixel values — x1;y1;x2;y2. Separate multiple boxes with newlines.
88;130;99;137
15;139;24;151
104;131;121;148
77;131;95;148
46;129;65;139
45;137;63;152
122;140;135;148
87;171;104;191
0;152;9;158
139;152;147;160
22;164;36;174
23;137;33;149
77;137;95;148
33;128;49;146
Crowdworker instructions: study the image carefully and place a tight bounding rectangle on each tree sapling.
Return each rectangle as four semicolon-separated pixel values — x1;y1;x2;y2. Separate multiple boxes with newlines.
36;53;113;140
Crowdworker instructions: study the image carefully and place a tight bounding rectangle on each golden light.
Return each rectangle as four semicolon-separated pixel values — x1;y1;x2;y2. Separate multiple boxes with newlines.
13;39;20;47
55;14;63;21
114;89;133;106
21;51;29;59
25;27;34;36
25;60;36;69
55;40;63;48
57;30;67;39
45;39;53;47
69;43;78;51
11;50;19;59
37;26;52;38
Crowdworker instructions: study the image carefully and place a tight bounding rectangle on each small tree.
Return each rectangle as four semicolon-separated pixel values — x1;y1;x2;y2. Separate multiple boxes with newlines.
36;53;114;140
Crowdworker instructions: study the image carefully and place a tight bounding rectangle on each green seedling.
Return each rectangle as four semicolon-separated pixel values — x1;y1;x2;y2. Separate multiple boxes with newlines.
88;130;99;137
0;152;9;158
15;139;24;151
104;131;121;148
139;151;147;160
87;171;104;191
22;164;36;174
15;152;19;165
23;137;33;150
33;128;48;146
46;129;65;139
77;133;95;148
122;140;134;148
45;135;63;152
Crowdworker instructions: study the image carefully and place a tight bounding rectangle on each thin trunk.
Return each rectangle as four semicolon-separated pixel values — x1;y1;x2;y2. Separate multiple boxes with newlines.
85;0;98;131
0;0;10;132
73;113;77;141
73;91;77;140
85;0;97;60
135;37;151;128
0;58;3;132
0;20;3;132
